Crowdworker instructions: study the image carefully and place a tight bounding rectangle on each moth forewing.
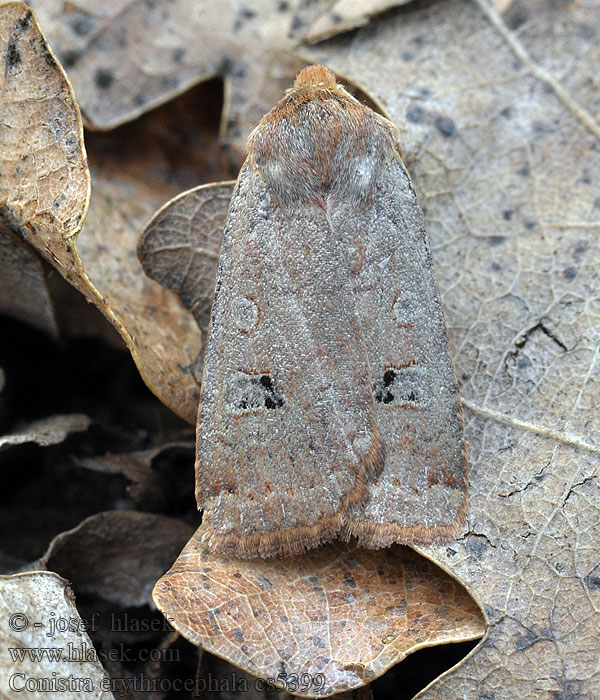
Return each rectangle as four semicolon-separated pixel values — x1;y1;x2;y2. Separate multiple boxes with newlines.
195;65;467;558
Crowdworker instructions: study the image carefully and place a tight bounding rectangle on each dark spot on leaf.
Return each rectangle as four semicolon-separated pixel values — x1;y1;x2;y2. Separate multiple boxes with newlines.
40;43;57;69
489;235;505;246
406;105;424;123
278;1;290;11
500;106;512;118
233;629;245;641
518;356;532;369
594;196;600;209
524;220;537;230
15;11;32;32
133;94;146;107
402;52;414;62
464;534;488;559
307;575;319;585
580;170;592;184
161;75;178;90
70;14;94;36
172;47;185;63
563;267;577;280
343;571;357;588
503;209;513;220
290;15;305;32
577;23;597;40
377;566;385;576
312;636;326;648
513;628;541;651
60;50;80;68
94;68;114;89
219;57;233;75
519;164;530;176
506;6;529;29
434;115;456;138
585;565;600;591
241;644;250;654
6;40;21;70
233;7;256;32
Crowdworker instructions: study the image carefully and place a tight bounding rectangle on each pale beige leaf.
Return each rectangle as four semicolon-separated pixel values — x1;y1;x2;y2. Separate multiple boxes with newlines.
0;571;115;699
153;538;484;698
301;0;600;696
1;4;225;423
0;1;89;248
28;0;404;158
305;0;413;42
0;413;90;450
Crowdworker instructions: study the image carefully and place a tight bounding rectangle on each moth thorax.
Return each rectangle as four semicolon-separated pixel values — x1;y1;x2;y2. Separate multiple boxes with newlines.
249;100;394;209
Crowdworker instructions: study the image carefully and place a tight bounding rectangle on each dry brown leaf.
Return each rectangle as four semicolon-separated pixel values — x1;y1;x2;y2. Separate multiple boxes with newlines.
39;511;195;607
0;571;115;699
0;3;226;423
153;538;484;697
299;0;600;696
0;413;90;450
27;0;405;158
138;183;234;330
75;78;229;421
0;2;89;243
76;441;194;511
0;228;58;338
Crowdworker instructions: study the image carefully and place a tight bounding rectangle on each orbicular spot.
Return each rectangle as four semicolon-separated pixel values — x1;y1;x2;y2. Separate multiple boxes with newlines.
229;371;284;413
234;296;259;332
374;365;424;406
392;294;413;328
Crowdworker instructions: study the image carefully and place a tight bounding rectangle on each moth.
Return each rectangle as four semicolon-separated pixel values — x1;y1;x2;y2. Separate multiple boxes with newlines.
141;66;467;559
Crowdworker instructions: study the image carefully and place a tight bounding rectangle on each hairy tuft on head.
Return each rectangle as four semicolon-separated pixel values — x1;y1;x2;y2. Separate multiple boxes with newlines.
293;64;337;91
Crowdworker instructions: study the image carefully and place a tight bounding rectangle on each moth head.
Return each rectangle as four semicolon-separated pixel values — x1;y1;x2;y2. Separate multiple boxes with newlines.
246;65;399;210
293;65;337;91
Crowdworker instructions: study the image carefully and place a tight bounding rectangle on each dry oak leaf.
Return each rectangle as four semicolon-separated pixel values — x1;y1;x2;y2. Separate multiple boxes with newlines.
0;571;115;699
76;441;194;511
0;2;207;423
0;413;90;450
138;182;234;331
0;1;89;244
301;0;600;697
153;538;485;698
38;511;195;607
26;0;408;158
